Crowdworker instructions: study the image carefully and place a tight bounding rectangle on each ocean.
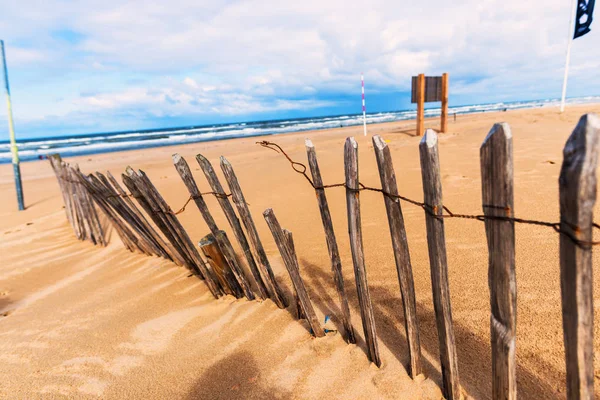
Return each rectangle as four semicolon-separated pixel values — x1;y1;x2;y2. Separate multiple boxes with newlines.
1;96;599;164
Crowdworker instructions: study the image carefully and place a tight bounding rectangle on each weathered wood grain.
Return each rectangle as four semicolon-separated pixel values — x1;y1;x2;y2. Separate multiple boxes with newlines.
344;137;381;367
263;208;324;337
480;123;516;400
305;139;355;344
220;156;287;308
172;154;256;295
121;173;187;267
200;233;245;298
372;135;422;377
419;129;460;399
559;113;600;400
196;154;268;299
283;229;306;320
215;230;255;300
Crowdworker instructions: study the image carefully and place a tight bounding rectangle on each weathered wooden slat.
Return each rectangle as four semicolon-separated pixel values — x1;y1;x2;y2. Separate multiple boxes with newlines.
372;135;422;377
106;171;167;256
135;168;223;298
344;137;381;367
80;166;106;246
559;114;600;400
196;154;269;299
200;233;240;297
73;164;104;245
220;156;287;309
263;208;324;337
480;123;516;400
283;229;306;320
419;129;460;399
122;173;187;267
172;154;257;293
97;172;169;258
92;173;159;256
75;171;140;253
215;230;255;300
305;139;355;344
48;155;75;229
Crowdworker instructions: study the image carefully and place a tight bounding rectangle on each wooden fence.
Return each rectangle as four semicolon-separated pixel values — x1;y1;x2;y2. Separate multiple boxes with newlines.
49;113;600;400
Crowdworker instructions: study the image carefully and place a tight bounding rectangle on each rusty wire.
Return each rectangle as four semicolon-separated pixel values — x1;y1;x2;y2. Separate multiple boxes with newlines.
257;140;600;249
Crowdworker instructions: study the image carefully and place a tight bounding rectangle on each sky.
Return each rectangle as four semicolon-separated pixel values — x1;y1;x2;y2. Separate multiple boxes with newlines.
0;0;599;139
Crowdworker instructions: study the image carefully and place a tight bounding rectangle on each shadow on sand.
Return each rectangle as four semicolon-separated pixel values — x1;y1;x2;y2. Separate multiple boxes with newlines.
185;351;289;400
300;259;562;399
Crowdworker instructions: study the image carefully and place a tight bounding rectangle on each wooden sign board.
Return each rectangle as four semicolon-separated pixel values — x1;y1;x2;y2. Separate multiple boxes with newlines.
411;76;443;103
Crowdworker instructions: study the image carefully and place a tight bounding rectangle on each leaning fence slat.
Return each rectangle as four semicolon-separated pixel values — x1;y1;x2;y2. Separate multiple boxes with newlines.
196;154;269;300
283;229;306;320
106;171;167;257
138;169;222;297
305;139;356;344
419;129;460;399
172;154;257;295
215;230;255;300
220;156;287;309
559;114;600;400
263;208;324;337
344;137;381;367
122;173;187;267
480;123;516;400
372;135;422;378
200;233;243;297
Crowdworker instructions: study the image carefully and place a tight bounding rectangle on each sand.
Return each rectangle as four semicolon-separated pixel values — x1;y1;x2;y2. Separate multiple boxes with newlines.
1;104;600;399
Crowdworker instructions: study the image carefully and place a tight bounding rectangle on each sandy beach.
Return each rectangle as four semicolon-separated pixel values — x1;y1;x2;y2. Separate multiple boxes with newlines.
1;104;600;399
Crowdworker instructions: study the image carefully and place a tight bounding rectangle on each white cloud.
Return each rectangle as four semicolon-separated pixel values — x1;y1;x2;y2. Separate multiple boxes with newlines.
0;0;598;134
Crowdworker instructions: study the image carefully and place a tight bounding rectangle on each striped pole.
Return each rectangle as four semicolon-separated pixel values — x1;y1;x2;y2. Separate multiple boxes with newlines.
361;73;367;136
1;40;24;210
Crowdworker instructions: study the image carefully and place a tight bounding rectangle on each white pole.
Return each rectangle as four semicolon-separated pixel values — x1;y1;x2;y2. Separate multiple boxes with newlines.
361;73;367;136
560;0;577;113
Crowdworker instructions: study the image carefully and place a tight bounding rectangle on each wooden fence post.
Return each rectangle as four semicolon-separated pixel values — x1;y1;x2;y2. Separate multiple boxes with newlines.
263;208;324;337
417;73;425;137
305;139;356;344
200;233;243;298
220;156;288;308
559;113;600;400
480;123;516;400
344;137;381;367
283;229;307;320
372;135;422;377
419;129;460;399
121;173;187;267
172;154;258;299
214;230;255;301
196;154;269;300
441;73;449;133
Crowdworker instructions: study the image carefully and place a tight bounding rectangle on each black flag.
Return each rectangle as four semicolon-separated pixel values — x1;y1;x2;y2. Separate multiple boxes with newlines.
574;0;595;39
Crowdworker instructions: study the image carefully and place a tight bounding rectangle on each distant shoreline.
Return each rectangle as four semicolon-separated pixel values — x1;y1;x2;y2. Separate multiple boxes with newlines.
2;96;599;164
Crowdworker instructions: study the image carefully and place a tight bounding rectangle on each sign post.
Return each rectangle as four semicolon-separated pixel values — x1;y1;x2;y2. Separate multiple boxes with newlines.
411;73;449;136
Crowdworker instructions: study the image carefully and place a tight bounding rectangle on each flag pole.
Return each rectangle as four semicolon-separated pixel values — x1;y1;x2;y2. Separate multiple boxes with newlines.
560;0;577;113
361;73;367;136
1;40;25;210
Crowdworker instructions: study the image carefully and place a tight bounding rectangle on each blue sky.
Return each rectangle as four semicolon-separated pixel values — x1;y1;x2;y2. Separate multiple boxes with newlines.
0;1;599;139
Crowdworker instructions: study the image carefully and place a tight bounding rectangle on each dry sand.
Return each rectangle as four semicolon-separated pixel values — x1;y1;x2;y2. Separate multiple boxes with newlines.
1;104;600;399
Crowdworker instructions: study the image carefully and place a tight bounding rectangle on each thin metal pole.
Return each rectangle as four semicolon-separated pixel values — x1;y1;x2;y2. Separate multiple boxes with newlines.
560;0;577;113
361;73;367;136
1;40;24;210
